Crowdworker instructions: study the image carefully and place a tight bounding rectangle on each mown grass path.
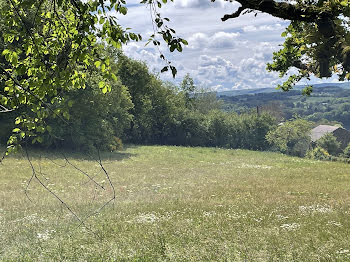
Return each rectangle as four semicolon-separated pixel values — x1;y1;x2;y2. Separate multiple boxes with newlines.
1;146;350;261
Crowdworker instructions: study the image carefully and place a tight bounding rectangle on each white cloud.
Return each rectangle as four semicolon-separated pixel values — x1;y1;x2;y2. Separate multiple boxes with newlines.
209;32;241;48
173;0;226;8
188;31;240;49
243;23;284;33
242;25;257;32
116;1;303;91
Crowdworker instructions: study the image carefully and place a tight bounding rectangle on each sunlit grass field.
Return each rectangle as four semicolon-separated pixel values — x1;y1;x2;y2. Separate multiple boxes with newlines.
1;145;350;261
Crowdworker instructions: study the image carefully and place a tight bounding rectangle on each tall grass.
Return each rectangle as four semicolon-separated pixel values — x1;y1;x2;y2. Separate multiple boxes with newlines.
1;146;350;261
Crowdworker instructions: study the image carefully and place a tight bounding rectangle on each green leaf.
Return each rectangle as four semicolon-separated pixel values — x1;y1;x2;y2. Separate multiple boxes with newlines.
99;81;105;88
94;61;101;68
119;6;127;15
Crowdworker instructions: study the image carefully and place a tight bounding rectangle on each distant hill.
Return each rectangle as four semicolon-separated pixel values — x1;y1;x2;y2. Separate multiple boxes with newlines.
217;82;350;97
218;82;350;129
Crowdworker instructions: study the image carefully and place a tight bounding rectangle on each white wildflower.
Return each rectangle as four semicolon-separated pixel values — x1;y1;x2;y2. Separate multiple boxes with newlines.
299;204;333;214
276;215;289;221
280;223;300;231
327;221;342;227
337;249;350;255
37;229;55;241
238;164;272;170
135;213;159;224
254;218;263;223
203;211;216;218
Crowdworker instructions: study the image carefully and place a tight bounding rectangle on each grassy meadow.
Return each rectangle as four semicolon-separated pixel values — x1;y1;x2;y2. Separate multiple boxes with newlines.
1;145;350;261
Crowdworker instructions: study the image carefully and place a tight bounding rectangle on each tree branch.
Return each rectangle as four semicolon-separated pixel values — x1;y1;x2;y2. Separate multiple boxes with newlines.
219;0;333;22
222;5;247;21
0;104;15;113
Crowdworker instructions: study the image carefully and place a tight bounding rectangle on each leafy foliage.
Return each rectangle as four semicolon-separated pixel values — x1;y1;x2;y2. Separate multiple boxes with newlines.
306;146;330;160
342;142;350;157
266;118;312;156
316;133;341;156
0;0;188;153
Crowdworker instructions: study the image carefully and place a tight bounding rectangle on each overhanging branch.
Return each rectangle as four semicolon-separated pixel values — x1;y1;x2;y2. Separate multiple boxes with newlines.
222;5;247;21
217;0;333;22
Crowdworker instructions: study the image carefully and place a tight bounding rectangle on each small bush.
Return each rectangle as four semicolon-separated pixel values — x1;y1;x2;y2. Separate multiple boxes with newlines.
265;118;311;156
109;136;124;152
306;147;330;160
316;133;341;156
343;143;350;158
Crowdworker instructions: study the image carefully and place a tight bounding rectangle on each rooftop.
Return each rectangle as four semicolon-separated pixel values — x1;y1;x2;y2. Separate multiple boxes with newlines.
310;125;339;142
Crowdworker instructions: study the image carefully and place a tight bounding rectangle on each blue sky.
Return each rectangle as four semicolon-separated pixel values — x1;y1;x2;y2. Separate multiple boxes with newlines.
116;0;340;91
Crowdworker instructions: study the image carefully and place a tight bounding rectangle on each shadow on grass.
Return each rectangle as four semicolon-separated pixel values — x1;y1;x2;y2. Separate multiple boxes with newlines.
0;145;138;162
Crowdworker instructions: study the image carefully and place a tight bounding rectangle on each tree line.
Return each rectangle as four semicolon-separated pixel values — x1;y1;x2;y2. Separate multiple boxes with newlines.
0;48;277;152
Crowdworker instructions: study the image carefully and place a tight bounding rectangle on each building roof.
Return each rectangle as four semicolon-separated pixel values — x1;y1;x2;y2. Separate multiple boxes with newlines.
310;125;340;142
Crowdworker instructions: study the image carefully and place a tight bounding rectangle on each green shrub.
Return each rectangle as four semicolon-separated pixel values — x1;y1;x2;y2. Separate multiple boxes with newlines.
343;143;350;158
109;136;124;152
316;133;341;156
306;147;330;160
265;118;312;156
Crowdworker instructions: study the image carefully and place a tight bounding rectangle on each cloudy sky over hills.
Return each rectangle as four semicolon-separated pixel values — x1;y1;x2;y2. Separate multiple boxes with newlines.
117;0;337;91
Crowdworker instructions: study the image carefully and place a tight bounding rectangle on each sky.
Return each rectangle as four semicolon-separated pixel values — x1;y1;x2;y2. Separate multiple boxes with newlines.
116;0;338;91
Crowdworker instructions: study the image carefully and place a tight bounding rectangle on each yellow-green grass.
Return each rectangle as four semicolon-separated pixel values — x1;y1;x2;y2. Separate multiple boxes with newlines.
1;145;350;261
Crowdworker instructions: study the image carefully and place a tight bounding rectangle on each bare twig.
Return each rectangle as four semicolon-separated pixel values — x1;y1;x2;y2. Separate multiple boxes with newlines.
24;144;98;235
0;105;15;113
62;153;106;190
97;149;115;201
74;148;116;228
24;144;36;202
45;152;69;168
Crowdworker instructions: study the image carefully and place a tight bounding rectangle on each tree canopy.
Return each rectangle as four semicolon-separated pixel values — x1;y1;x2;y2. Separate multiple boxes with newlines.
0;0;186;152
